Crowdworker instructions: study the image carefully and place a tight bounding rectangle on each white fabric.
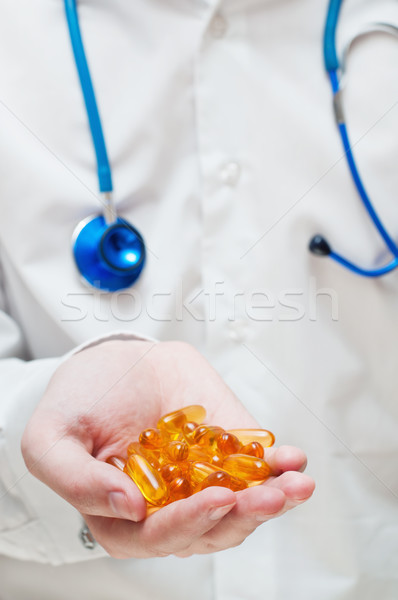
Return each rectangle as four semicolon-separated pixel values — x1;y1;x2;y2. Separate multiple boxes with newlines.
0;0;398;598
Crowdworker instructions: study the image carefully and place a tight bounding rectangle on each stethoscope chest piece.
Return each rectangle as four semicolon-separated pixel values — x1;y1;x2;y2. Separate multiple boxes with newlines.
73;215;146;291
65;0;147;292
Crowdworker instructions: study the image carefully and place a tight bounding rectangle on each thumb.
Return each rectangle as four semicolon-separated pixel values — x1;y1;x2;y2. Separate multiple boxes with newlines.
22;436;147;521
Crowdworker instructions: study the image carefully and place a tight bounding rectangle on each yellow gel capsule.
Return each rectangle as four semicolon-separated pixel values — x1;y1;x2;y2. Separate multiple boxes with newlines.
217;432;241;456
124;455;169;506
222;454;271;481
200;471;232;490
192;425;224;447
188;461;229;489
200;470;247;492
227;429;275;448
159;462;184;484
126;442;161;470
168;477;193;502
241;441;264;459
165;440;189;462
157;405;206;435
226;475;248;492
139;428;168;449
106;456;126;471
210;452;224;468
146;505;161;516
187;444;223;467
127;441;141;456
188;444;213;461
182;421;198;437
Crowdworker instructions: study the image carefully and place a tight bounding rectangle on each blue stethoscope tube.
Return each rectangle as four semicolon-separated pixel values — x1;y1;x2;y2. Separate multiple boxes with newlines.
310;0;398;277
66;0;398;286
65;0;146;291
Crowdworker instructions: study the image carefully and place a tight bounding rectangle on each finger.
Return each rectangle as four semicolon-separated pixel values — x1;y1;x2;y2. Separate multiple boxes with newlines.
264;445;308;475
179;471;315;555
176;485;286;556
23;437;147;521
84;486;237;559
265;470;315;504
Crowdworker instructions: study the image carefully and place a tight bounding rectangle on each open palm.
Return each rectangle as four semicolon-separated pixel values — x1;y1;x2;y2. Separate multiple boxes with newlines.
22;339;315;558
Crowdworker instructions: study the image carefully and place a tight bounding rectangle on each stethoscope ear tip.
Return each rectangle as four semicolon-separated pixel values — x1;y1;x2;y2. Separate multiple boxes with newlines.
309;235;331;256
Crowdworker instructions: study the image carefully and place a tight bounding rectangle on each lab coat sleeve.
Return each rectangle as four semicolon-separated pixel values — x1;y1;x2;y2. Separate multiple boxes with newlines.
0;307;152;565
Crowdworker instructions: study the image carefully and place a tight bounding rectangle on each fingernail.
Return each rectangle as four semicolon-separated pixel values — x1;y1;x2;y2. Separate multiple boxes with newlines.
209;503;235;521
109;491;132;520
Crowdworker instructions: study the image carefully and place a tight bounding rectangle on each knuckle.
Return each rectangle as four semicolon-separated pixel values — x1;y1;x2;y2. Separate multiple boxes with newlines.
203;539;222;553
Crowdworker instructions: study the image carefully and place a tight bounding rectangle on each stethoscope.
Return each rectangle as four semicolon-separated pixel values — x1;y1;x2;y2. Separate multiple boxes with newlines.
309;0;398;276
66;0;146;291
66;0;398;291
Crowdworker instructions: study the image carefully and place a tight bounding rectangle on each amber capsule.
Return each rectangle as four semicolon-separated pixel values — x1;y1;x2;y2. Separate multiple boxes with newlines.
199;471;247;492
165;440;189;462
139;428;168;449
188;461;234;490
159;463;183;484
124;454;169;506
187;444;207;461
182;421;198;442
127;441;141;456
209;452;224;468
217;432;241;456
187;444;221;465
127;441;161;470
226;475;248;492
157;405;206;435
222;454;271;481
188;461;247;491
188;461;221;487
146;505;161;516
168;477;193;502
192;425;224;447
200;471;232;490
241;441;264;459
227;429;275;448
106;456;126;471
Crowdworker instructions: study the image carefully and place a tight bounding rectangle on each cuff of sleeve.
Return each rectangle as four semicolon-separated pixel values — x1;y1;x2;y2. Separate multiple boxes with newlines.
0;330;153;565
69;330;156;356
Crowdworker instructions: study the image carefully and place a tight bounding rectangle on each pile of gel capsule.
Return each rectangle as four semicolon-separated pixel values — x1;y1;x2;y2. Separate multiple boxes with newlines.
106;405;275;513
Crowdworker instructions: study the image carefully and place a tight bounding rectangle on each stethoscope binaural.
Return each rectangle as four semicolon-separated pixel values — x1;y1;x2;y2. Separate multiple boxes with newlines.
309;0;398;277
66;0;398;291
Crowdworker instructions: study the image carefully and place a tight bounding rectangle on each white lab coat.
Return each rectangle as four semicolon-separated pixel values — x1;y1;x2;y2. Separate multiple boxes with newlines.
0;0;397;598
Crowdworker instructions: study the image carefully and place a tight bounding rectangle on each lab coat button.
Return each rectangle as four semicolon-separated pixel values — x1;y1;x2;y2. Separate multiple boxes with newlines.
220;161;241;186
80;524;96;549
209;14;228;38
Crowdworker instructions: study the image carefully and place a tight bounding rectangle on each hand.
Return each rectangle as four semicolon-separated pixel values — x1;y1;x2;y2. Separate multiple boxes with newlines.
22;340;315;558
